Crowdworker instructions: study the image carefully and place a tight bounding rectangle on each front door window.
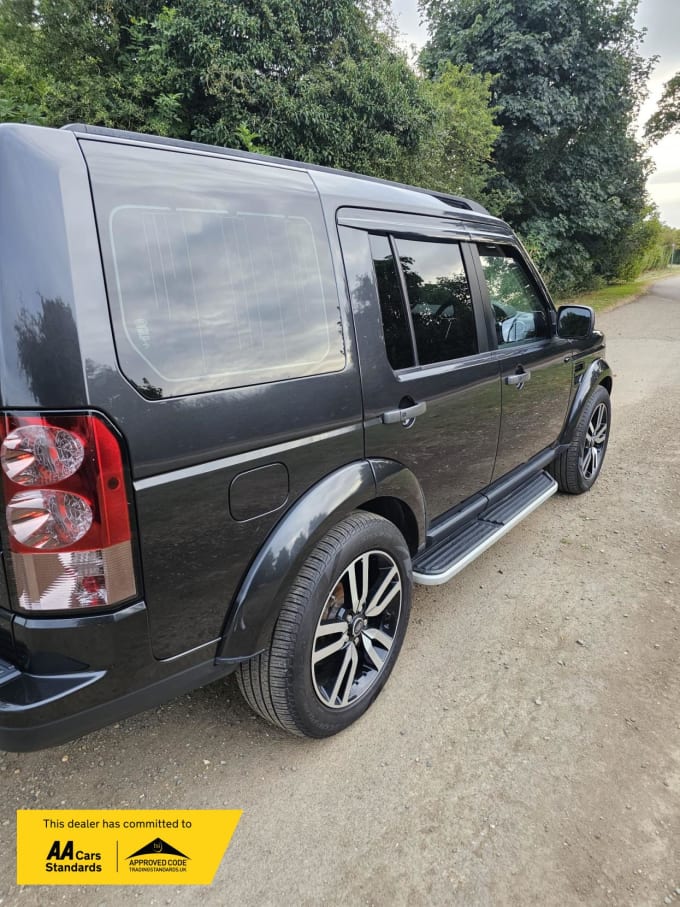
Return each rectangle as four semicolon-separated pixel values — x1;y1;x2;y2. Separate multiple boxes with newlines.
478;244;550;346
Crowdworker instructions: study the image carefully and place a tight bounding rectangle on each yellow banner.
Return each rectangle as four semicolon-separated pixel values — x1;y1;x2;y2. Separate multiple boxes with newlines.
16;809;241;885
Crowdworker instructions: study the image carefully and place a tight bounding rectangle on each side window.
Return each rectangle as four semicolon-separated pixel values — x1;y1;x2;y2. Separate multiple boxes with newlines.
478;244;551;346
368;234;415;370
82;141;345;399
394;238;477;365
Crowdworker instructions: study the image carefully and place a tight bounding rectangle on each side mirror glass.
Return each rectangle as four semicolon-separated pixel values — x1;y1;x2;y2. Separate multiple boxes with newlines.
556;305;594;339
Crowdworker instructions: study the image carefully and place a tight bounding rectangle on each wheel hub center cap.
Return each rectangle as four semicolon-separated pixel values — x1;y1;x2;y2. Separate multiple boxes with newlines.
351;616;365;638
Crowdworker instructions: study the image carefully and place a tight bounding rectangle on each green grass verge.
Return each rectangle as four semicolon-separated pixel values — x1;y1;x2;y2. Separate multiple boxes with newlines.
556;267;677;314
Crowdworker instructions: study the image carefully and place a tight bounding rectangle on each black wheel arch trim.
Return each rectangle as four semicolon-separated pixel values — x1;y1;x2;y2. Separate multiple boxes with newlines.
561;357;612;444
367;459;427;553
216;459;425;662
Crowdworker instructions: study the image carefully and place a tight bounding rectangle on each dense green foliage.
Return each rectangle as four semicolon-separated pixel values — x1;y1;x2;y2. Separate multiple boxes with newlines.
0;0;422;175
646;71;680;143
399;62;501;200
420;0;656;293
0;0;498;194
0;0;670;295
652;222;680;267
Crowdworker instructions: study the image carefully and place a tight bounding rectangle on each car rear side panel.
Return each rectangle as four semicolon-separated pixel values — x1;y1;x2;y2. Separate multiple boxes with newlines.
0;125;89;410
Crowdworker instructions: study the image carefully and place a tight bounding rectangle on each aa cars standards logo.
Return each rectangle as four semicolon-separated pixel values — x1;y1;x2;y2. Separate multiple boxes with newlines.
44;839;103;875
126;836;190;874
17;810;241;885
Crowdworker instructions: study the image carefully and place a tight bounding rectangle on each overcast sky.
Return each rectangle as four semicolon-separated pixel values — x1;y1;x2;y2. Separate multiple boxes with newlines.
391;0;680;227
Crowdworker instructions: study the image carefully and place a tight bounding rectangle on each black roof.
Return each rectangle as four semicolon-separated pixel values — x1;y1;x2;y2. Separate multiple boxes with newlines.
62;122;492;217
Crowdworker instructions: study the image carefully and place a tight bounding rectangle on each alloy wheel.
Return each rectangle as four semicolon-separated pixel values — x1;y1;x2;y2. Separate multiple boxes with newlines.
579;401;608;480
311;550;402;709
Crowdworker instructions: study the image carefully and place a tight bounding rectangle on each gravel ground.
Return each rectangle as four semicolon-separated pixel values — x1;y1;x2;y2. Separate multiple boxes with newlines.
1;276;679;907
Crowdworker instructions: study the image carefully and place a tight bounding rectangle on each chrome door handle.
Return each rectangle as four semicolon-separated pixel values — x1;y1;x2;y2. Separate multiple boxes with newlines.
505;369;531;388
381;401;427;426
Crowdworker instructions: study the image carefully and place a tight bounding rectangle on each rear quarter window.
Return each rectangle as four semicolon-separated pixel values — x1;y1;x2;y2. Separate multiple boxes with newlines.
82;141;345;398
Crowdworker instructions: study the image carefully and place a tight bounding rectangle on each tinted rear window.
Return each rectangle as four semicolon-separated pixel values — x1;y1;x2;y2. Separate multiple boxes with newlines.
394;238;477;365
83;141;345;398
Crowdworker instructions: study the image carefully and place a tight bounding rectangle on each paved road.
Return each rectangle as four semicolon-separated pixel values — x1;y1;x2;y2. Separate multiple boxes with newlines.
2;277;679;907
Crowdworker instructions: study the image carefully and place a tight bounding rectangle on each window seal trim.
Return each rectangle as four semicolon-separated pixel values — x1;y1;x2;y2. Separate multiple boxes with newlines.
337;206;474;239
487;338;555;359
460;242;492;355
388;234;420;367
395;349;498;381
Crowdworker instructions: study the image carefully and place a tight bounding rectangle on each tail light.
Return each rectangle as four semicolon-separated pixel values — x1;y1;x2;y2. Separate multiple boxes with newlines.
0;412;138;612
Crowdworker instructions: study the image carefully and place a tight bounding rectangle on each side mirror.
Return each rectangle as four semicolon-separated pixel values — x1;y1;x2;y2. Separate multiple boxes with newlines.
556;305;595;339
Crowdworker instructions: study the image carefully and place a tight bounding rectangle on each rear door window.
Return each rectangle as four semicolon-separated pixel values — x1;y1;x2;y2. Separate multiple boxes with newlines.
367;234;478;369
394;237;477;365
370;235;478;371
82;141;345;398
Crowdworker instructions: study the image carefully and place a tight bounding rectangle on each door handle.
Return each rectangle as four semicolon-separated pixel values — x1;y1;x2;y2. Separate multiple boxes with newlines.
382;401;427;426
505;369;531;388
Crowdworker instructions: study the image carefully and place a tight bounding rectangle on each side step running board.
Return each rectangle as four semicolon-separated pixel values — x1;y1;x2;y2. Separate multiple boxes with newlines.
413;471;558;586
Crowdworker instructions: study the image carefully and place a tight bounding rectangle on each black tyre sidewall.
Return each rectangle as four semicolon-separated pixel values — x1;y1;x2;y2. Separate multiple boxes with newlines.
283;515;412;738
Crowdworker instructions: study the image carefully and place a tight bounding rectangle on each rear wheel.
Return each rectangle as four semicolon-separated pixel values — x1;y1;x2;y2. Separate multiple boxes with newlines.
237;511;412;737
550;384;611;494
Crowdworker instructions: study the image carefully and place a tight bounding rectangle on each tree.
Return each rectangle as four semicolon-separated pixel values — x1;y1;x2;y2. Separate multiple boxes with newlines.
645;220;680;268
399;62;501;203
420;0;655;293
0;1;505;196
645;72;680;143
0;1;179;133
0;0;431;179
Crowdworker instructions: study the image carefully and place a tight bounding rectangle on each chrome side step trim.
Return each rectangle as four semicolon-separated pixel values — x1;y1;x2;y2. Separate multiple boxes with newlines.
413;476;558;586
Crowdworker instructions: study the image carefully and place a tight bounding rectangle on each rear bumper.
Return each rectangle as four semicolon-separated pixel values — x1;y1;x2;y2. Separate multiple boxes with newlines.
0;601;235;752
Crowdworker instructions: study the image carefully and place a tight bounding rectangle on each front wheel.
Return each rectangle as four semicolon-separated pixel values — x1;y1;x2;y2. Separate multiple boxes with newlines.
237;512;412;737
550;384;611;494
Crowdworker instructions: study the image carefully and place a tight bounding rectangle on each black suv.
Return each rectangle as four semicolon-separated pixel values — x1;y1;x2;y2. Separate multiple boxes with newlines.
0;123;611;750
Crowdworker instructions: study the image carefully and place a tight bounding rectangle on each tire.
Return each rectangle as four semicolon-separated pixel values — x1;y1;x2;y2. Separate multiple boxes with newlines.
550;384;611;494
237;511;412;737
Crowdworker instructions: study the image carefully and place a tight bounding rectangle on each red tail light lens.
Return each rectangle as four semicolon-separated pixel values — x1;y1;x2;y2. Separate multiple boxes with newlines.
0;412;137;612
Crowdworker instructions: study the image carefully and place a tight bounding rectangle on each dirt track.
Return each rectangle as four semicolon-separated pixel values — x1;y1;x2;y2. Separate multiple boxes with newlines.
2;277;679;906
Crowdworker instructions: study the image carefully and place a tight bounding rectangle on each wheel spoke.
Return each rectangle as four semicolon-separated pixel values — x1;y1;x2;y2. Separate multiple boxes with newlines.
362;634;385;671
329;644;358;706
316;620;348;639
591;446;599;473
363;627;394;651
346;561;359;611
347;554;369;612
340;646;359;706
594;404;605;432
580;447;593;476
313;634;348;665
360;553;369;609
365;566;400;618
594;425;607;443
